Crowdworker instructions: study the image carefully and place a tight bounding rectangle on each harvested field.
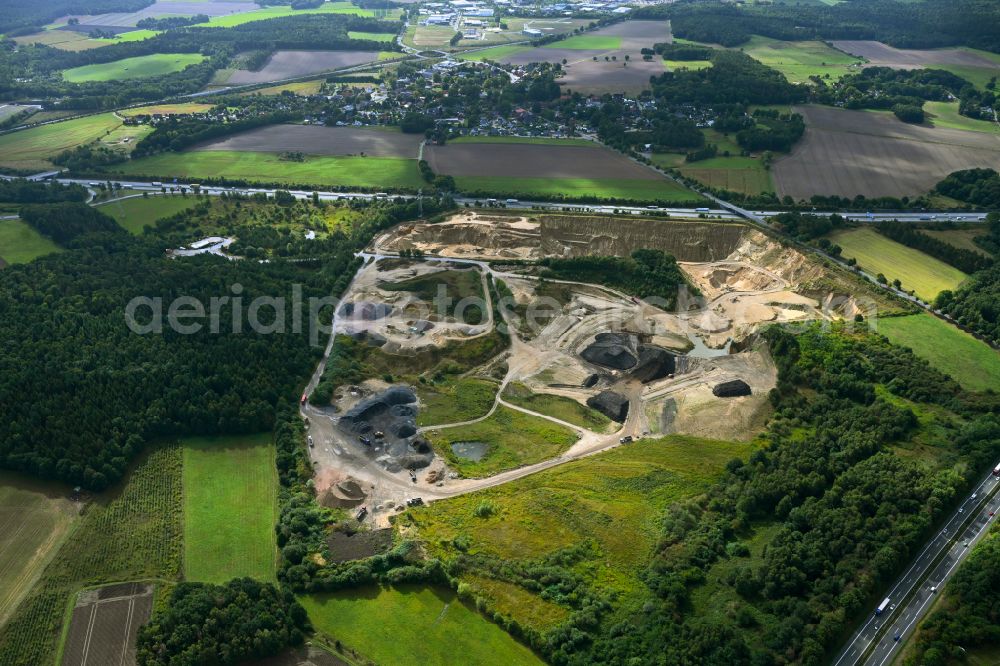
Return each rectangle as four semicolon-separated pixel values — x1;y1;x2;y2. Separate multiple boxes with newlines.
60;0;258;28
13;30;106;51
119;103;213;117
195;125;421;157
60;583;154;666
772;105;1000;200
831;40;1000;70
226;50;382;85
488;20;671;94
0;474;77;628
424;141;662;180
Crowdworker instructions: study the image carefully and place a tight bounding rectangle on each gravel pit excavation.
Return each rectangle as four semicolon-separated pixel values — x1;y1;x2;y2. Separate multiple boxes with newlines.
586;390;629;422
337;386;435;472
712;379;752;398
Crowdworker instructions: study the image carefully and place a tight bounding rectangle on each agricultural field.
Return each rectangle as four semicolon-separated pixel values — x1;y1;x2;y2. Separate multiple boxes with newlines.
404;435;754;625
878;314;1000;393
118;151;425;189
424;139;697;202
924;101;1000;135
118;103;214;117
348;31;396;42
0;446;182;666
0;219;62;265
225;50;387;85
195;125;421;158
12;29;108;51
239;79;326;96
678;155;774;195
772;105;1000;200
920;228;993;256
663;59;712;71
458;44;531;62
300;584;544;666
425;405;578;477
192;1;392;27
0;474;78;628
543;34;622;50
61;582;153;666
96;194;201;235
503;382;613;431
61;53;207;83
0;113;123;171
182;434;278;584
742;35;863;83
829;227;968;301
831;40;1000;89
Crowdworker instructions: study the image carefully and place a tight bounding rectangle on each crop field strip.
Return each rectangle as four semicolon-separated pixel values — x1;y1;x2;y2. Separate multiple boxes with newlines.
61;584;153;666
829;227;968;301
0;446;182;666
182;435;279;583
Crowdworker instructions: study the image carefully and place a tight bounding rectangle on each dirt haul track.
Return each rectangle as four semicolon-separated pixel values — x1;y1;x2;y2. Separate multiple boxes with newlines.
302;213;871;526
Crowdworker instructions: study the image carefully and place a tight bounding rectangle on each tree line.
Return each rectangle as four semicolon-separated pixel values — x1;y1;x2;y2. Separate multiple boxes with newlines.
876;220;994;274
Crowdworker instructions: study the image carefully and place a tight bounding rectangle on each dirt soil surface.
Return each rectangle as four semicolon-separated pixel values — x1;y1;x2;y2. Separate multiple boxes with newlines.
327;528;393;563
194;125;422;157
373;211;749;262
424;142;668;180
772;105;1000;199
61;583;153;666
831;40;1000;69
226;50;382;85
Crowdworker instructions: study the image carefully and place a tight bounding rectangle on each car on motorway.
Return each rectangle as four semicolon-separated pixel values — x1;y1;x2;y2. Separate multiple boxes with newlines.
964;541;969;548
930;585;937;593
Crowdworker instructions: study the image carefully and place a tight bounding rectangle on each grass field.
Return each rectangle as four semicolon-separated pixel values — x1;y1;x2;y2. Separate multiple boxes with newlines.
924;101;1000;135
0;112;122;170
829;227;969;301
0;474;78;628
426;406;578;477
417;378;498;427
119;103;214;117
348;31;396;42
0;219;62;264
543;35;621;50
301;584;543;666
503;382;613;432
921;228;992;256
742;35;863;83
0;446;182;665
663;59;712;71
458;45;529;61
94;29;159;45
194;1;388;27
96;194;200;235
456;176;699;203
120;151;425;189
878;314;1000;393
678;156;773;195
62;53;206;82
182;435;278;584
405;435;754;623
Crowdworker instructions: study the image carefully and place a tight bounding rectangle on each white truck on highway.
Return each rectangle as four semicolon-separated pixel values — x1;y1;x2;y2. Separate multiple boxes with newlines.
876;597;891;615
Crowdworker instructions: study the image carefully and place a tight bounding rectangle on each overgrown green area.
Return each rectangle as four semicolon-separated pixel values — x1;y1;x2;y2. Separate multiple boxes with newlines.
183;434;278;584
539;249;696;309
503;382;613;431
97;194;200;235
0;445;182;665
426;406;578;477
301;584;544;666
417;378;498;427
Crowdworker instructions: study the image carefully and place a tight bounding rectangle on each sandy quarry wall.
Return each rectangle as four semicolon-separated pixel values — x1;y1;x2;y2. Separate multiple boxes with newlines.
540;216;748;262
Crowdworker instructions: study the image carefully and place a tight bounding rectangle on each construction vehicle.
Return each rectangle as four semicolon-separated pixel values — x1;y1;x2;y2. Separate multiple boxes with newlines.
356;506;368;521
407;497;424;507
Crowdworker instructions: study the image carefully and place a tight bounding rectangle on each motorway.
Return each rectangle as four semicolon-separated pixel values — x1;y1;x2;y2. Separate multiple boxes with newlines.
9;174;993;224
833;466;1000;666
